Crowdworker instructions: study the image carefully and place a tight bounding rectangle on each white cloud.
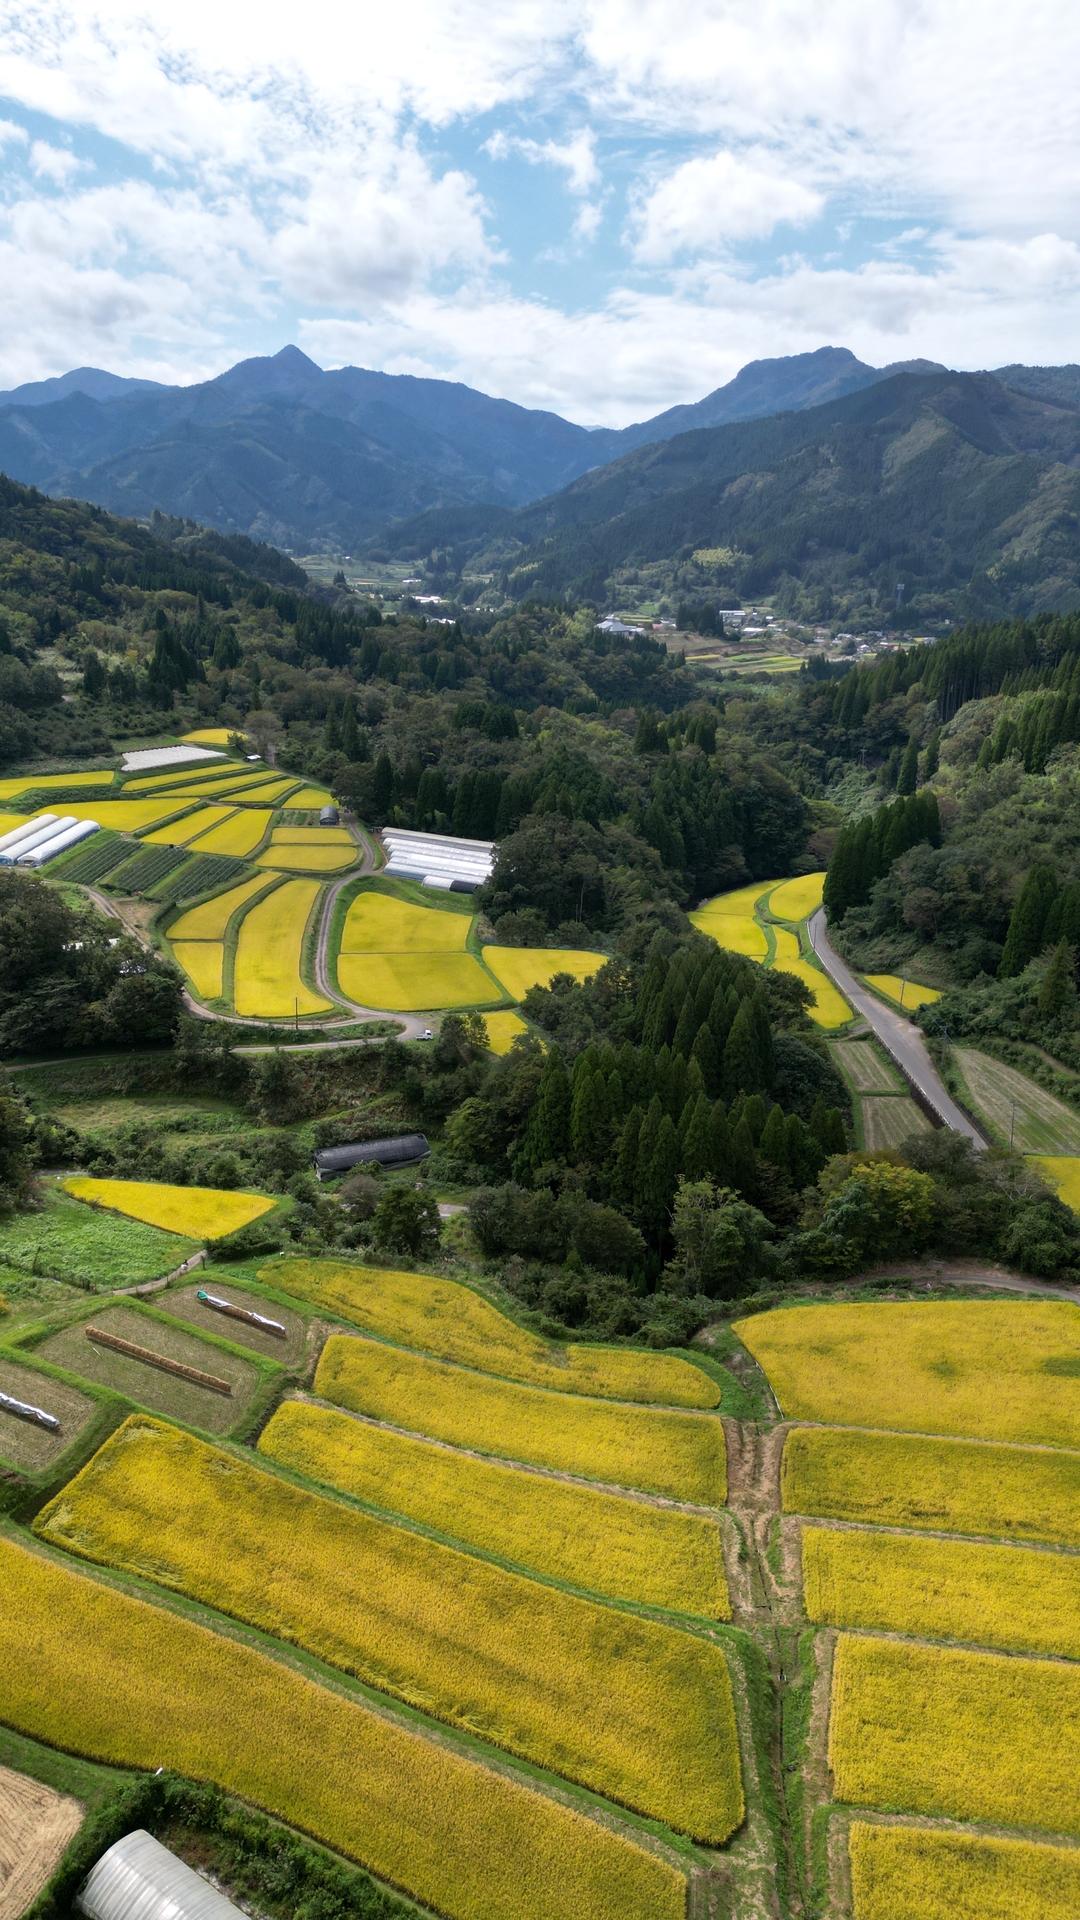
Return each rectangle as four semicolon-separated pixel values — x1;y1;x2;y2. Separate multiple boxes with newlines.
631;150;823;261
0;117;28;148
486;127;600;195
29;139;84;183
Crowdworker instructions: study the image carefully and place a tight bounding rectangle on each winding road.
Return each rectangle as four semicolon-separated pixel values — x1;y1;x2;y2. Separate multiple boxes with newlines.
807;907;987;1148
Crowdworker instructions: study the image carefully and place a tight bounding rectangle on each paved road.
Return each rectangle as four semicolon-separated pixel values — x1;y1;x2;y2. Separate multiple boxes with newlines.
808;907;987;1148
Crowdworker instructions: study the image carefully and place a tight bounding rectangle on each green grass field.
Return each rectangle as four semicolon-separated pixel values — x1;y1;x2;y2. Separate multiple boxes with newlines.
861;1096;931;1149
956;1049;1080;1153
0;1184;197;1289
832;1040;904;1093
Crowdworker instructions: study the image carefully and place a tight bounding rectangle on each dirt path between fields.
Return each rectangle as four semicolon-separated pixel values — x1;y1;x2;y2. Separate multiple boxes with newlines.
0;1764;82;1920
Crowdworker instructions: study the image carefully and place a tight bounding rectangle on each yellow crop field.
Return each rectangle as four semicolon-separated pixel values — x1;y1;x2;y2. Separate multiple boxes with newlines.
0;772;114;797
864;973;942;1009
181;728;242;746
234;878;331;1017
286;788;333;807
232;778;301;803
168;874;275;941
64;1176;275;1237
0;812;29;835
131;771;271;798
482;948;606;998
770;928;851;1027
689;886;770;959
766;873;825;920
829;1632;1080;1834
41;1418;741;1840
782;1424;1080;1546
484;1010;530;1053
337;951;496;1010
0;1537;682;1920
340;891;471;952
64;799;194;830
315;1335;726;1503
1033;1155;1080;1212
260;1399;731;1617
124;765;240;793
268;1258;719;1408
735;1299;1080;1447
143;805;237;845
803;1524;1080;1659
257;843;357;872
171;942;224;999
272;826;354;843
848;1822;1080;1920
190;809;274;856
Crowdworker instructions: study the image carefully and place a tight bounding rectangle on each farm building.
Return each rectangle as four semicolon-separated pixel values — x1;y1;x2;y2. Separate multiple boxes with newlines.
313;1133;430;1177
77;1830;245;1920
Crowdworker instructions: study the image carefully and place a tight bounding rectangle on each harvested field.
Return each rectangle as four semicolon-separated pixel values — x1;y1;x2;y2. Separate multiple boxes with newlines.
480;948;606;999
829;1632;1080;1835
861;1096;931;1148
143;806;236;846
35;1305;260;1433
956;1048;1080;1153
314;1335;726;1502
189;809;274;858
735;1299;1080;1446
337;951;497;1010
483;1010;530;1053
848;1822;1080;1920
0;1762;83;1920
167;873;273;941
268;1258;719;1407
863;973;942;1009
233;878;332;1017
0;1535;684;1920
339;891;471;953
782;1424;1080;1546
831;1041;903;1093
171;942;223;999
0;1357;95;1472
165;1284;307;1364
41;1418;742;1841
261;1399;731;1616
766;873;825;920
64;1177;275;1238
804;1525;1080;1659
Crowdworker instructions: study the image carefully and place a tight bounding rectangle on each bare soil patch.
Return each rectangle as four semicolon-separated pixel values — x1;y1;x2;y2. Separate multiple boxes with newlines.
0;1358;94;1474
0;1764;82;1920
164;1283;307;1365
36;1305;259;1433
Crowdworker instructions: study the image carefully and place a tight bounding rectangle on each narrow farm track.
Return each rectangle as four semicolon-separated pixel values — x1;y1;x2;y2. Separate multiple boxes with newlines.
809;909;986;1147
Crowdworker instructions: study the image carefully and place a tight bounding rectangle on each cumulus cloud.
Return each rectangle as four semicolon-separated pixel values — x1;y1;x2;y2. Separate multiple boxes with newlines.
486;127;600;195
631;150;824;261
29;139;84;183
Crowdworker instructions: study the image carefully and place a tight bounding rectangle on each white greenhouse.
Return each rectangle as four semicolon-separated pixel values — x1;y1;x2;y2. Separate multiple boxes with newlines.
381;827;494;891
77;1830;247;1920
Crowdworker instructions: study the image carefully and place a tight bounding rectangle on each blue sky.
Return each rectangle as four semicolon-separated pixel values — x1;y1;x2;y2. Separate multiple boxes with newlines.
1;0;1079;422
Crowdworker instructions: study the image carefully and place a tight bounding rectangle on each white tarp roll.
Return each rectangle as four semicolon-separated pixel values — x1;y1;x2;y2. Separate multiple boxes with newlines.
0;814;77;863
0;812;58;855
20;819;99;865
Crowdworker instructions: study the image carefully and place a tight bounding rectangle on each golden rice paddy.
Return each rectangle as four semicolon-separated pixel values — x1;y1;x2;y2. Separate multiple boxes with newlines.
766;873;825;920
143;806;237;845
272;826;354;843
167;873;275;941
863;973;942;1009
180;728;243;746
63;1177;275;1238
848;1822;1080;1920
340;891;471;952
481;948;606;999
0;772;114;797
735;1299;1080;1446
770;927;851;1028
189;808;274;856
231;777;301;803
170;942;224;999
66;800;195;830
257;842;357;872
689;883;769;959
37;1417;741;1841
286;788;334;808
260;1399;731;1617
782;1424;1080;1547
483;1010;531;1052
337;951;497;1010
1035;1156;1080;1212
267;1258;720;1407
314;1335;727;1503
233;878;332;1017
0;1536;682;1920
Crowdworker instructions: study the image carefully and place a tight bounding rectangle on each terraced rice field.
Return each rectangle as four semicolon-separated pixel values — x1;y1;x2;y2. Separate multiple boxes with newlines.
863;973;942;1009
170;941;223;999
37;1417;741;1840
484;1010;531;1052
273;826;354;843
180;728;240;746
63;1177;275;1237
848;1822;1080;1920
1035;1155;1080;1212
268;1257;719;1406
766;873;825;920
257;839;358;872
956;1048;1080;1153
64;799;195;830
691;874;850;1025
189;808;274;856
123;766;247;793
0;1536;683;1920
142;805;236;845
481;947;607;998
230;777;301;803
782;1424;1080;1546
167;873;274;940
0;772;114;797
803;1525;1080;1659
285;787;334;808
233;878;332;1017
770;927;851;1028
829;1633;1080;1835
860;1094;931;1147
340;891;471;952
261;1399;730;1616
832;1040;903;1092
337;951;497;1010
689;885;769;958
315;1335;726;1502
735;1299;1080;1445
